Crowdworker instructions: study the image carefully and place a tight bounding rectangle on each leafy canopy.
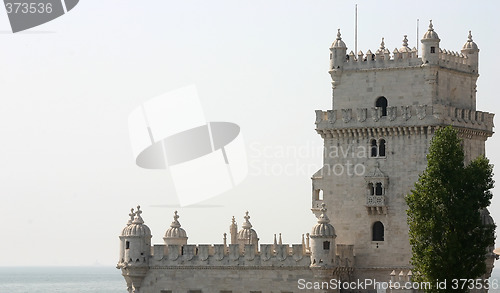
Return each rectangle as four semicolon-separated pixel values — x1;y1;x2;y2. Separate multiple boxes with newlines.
406;126;495;292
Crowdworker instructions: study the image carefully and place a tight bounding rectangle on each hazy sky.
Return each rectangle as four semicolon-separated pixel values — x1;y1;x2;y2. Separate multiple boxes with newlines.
1;0;500;272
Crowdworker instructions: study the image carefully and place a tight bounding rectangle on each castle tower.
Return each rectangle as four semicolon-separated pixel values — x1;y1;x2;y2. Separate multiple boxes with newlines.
163;211;188;246
314;22;494;283
117;206;152;293
421;20;440;65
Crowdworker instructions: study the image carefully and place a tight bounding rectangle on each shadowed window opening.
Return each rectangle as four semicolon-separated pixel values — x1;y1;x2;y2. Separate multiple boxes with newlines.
379;139;386;157
371;139;378;157
372;221;384;241
375;97;388;116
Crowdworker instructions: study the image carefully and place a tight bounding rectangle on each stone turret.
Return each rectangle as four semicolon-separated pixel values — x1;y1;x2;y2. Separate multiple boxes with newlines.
163;211;188;246
461;30;479;72
421;20;440;65
237;211;259;249
329;29;347;90
310;203;336;268
117;206;152;293
229;216;237;244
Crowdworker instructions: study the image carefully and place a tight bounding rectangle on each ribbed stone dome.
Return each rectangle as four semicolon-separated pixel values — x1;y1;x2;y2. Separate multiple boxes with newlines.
237;211;258;242
422;20;439;40
121;206;151;237
311;203;335;237
164;211;188;239
462;31;478;51
122;223;152;237
331;29;346;48
399;35;412;53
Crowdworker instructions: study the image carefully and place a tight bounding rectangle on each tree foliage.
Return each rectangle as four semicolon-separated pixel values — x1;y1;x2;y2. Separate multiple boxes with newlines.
406;126;495;292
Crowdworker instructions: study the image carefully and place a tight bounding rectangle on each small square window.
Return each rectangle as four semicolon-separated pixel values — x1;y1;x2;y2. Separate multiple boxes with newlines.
430;47;435;53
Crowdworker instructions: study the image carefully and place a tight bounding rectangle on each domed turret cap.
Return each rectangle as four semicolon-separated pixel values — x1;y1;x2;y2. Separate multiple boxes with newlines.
399;35;412;53
462;31;479;51
237;211;258;241
331;29;346;48
121;206;152;237
422;20;439;40
311;203;336;237
164;211;188;239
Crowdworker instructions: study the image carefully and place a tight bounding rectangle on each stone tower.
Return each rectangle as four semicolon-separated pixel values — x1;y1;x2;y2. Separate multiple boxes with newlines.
117;206;152;293
313;21;495;282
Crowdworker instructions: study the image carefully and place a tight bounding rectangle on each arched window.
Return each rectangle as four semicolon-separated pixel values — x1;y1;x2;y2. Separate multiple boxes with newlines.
379;139;386;157
375;97;388;116
368;183;374;195
375;182;383;195
370;139;378;157
372;221;384;241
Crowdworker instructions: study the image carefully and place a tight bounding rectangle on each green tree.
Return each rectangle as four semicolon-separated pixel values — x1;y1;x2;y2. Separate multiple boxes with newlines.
406;126;495;292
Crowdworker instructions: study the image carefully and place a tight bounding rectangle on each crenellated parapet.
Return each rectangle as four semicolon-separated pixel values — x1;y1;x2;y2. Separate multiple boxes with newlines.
315;104;494;138
330;22;479;80
438;49;475;73
339;48;477;74
149;242;355;269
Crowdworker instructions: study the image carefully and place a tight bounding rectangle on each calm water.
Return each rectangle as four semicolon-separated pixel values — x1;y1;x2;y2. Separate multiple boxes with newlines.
0;267;125;293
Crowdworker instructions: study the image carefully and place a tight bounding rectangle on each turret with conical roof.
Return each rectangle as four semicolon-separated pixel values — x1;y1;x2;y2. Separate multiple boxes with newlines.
421;20;440;64
117;205;152;293
461;30;479;72
163;211;188;246
329;29;347;89
237;211;259;248
310;203;336;268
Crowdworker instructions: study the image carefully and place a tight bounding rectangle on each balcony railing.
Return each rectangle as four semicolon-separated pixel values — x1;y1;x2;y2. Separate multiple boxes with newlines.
366;195;387;215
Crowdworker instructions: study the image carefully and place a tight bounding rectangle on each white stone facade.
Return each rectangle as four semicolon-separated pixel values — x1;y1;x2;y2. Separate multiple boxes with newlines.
117;22;496;293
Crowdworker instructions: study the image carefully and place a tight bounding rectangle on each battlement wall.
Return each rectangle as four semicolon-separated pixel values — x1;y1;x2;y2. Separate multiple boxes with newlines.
149;243;354;268
315;104;494;135
337;48;475;74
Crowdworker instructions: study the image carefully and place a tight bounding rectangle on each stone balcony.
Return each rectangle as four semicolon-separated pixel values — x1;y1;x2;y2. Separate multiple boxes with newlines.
366;195;387;215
